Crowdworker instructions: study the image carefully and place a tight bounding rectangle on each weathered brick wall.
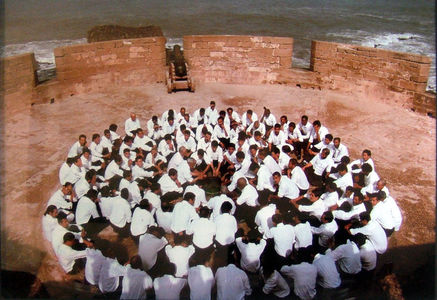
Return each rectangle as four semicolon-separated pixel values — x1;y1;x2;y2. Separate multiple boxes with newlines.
413;92;436;117
183;35;293;84
0;53;38;109
54;37;167;88
310;40;431;97
1;53;37;94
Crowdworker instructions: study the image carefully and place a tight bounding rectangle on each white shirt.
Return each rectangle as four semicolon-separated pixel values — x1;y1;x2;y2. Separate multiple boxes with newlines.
85;248;105;285
132;164;153;181
241;112;259;128
255;165;275;192
312;254;341;289
158;139;176;158
47;189;72;211
290;166;310;190
261;269;290;298
309;125;329;143
168;152;184;170
75;196;99;225
247;122;266;136
214;213;238;245
133;134;155;152
98;257;127;293
165;245;195;277
236;184;259;207
170;200;199;233
270;223;295;257
177;160;193;185
59;162;71;185
350;220;387;254
186;217;216;248
144;190;161;213
361;171;380;194
327;240;361;274
195;124;214;141
120;265;153;300
255;204;276;238
109;196;132;228
153;274;187;300
128;181;142;208
311;220;338;247
268;130;286;146
99;196;114;219
280;262;317;300
334;172;353;193
299;199;325;220
184;185;207;208
188;265;215;300
90;141;104;162
42;214;58;242
158;174;183;195
205;107;219;125
138;233;168;270
309;153;334;176
178;136;197;153
206;146;224;163
130;207;156;236
156;209;173;233
262;114;277;127
125;117;141;136
383;196;402;231
320;191;339;210
371;201;395;230
360;240;377;271
104;160;123;180
57;244;87;273
297;121;313;139
293;222;313;249
74;177;91;200
262;155;281;175
213;124;230;140
207;194;236;221
334;203;366;221
277;176;299;199
236;238;266;273
332;143;349;164
51;224;81;254
215;264;252;300
68;141;84;158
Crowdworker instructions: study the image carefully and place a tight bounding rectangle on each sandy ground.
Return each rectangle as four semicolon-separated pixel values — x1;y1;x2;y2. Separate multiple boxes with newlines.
1;82;435;296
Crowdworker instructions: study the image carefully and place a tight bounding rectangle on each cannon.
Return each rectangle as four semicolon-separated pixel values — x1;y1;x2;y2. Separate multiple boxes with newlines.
166;45;195;93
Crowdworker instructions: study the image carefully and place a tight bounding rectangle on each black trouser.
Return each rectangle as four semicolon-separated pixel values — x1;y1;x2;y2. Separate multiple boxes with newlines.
82;217;109;239
68;258;86;275
235;203;258;229
305;167;325;187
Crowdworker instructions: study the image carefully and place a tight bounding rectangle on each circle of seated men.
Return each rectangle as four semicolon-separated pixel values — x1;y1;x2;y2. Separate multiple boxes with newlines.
43;102;403;299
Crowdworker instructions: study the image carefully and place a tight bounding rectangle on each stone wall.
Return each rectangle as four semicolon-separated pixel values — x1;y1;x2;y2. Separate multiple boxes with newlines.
310;40;432;99
54;36;166;90
0;53;37;109
183;35;293;84
1;35;434;116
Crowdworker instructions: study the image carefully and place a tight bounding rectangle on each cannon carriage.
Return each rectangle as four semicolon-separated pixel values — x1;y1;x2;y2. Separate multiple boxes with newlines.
166;45;195;93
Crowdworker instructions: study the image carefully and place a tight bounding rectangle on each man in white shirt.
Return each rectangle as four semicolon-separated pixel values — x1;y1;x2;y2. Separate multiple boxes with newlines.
311;211;338;249
186;207;216;253
75;190;103;236
138;226;168;273
215;262;252;300
104;155;123;180
47;182;75;217
280;257;318;300
308;120;329;149
272;172;300;205
214;201;238;247
153;263;187;300
285;122;303;154
67;134;87;158
235;177;259;227
124;113;141;136
332;137;349;165
254;195;276;239
158;168;183;199
57;232;92;275
370;191;395;236
235;232;267;273
327;239;362;275
247;120;266;138
302;148;334;187
288;158;310;196
269;214;295;265
120;255;153;300
296;115;313;159
109;188;132;238
188;260;215;300
165;235;195;277
205;100;219;126
312;253;341;290
241;109;258;130
213;117;230;149
291;188;326;221
51;212;83;254
349;212;388;254
268;124;286;151
170;192;199;234
260;108;276;137
133;128;155;152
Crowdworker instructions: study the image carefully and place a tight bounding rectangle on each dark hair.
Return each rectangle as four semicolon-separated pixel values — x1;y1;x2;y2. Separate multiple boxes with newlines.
92;133;100;141
44;205;57;216
272;213;283;224
334;137;341;143
282;145;291;153
363;149;372;156
340;156;350;165
312;188;324;198
100;186;111;197
228;143;236;149
86;189;98;200
168;168;177;177
236;151;245;160
120;188;129;200
57;211;68;223
79;134;86;140
63;232;75;243
184;192;195;201
361;163;373;173
130;255;143;270
377;191;387;201
325;134;333;141
272;171;281;178
220;201;233;214
312;120;321;127
211;140;219;148
359;211;371;222
109;124;118;131
301;115;308;121
199;207;210;218
274;123;281;129
85;169;96;182
139;199;150;210
288;122;296;128
323;211;334;222
350;233;367;247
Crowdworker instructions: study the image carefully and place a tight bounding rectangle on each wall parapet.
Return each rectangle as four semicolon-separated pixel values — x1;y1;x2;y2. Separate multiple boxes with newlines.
1;35;434;116
183;35;293;84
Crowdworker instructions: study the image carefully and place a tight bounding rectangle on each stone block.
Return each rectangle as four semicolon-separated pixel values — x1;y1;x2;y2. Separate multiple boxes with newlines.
273;48;291;57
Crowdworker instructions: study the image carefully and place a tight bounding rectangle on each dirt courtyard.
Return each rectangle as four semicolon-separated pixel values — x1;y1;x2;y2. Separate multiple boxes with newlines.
1;82;435;296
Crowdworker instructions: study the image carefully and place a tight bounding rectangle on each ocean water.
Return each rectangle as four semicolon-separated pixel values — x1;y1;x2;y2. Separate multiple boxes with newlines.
1;0;435;91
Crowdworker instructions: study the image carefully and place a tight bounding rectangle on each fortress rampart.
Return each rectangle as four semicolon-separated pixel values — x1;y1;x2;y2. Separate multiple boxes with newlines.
1;35;434;116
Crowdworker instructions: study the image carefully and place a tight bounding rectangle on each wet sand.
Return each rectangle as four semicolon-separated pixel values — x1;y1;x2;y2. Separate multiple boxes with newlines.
1;82;435;296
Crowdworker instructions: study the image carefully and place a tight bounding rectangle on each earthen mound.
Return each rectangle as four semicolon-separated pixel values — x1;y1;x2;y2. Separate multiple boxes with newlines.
87;25;163;43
